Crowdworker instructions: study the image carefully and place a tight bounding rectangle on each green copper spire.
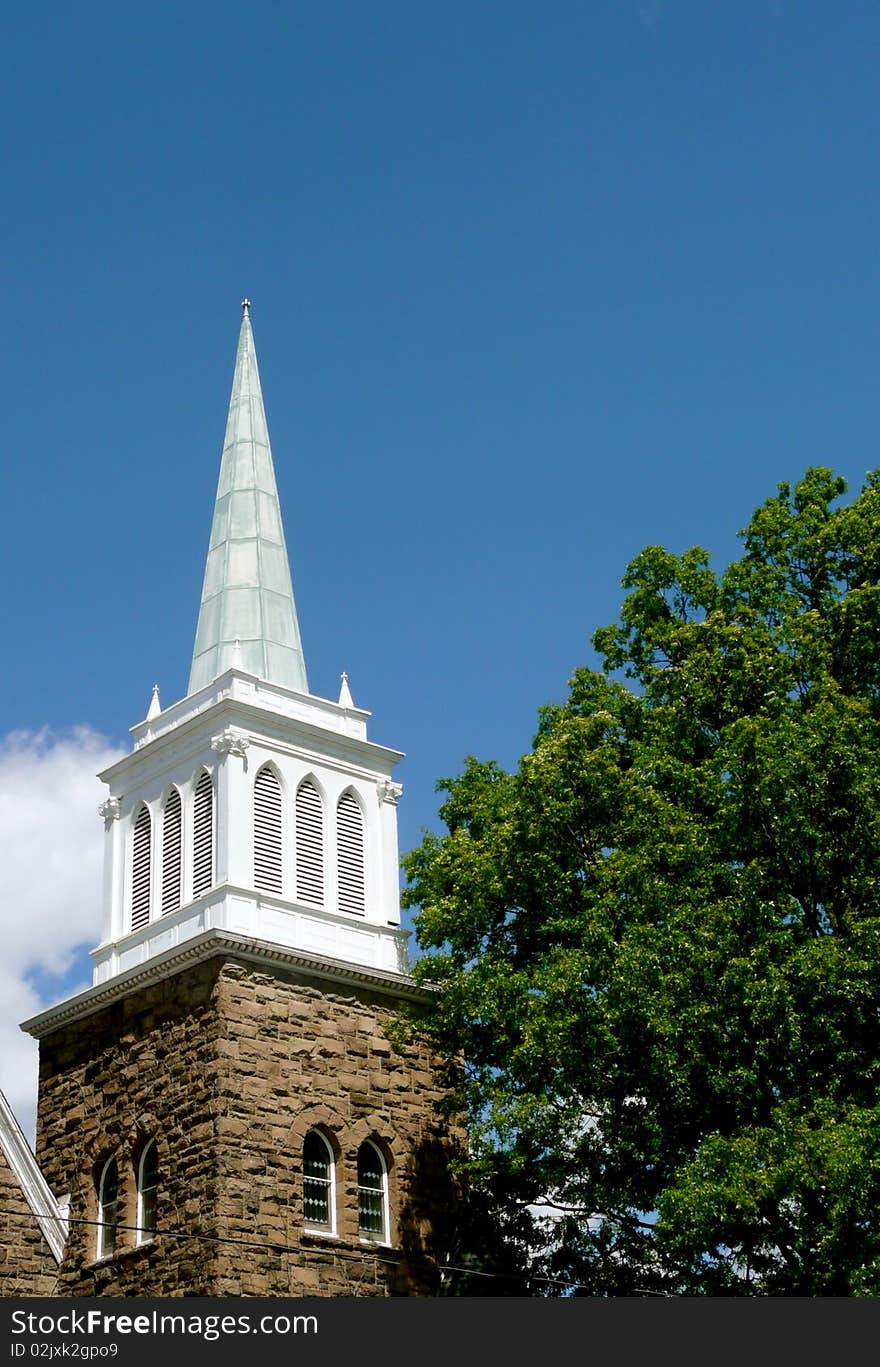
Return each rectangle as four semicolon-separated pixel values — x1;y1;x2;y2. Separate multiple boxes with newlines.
188;301;308;696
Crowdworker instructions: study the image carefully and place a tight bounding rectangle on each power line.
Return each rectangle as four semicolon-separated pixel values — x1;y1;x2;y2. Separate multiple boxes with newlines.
1;1204;614;1293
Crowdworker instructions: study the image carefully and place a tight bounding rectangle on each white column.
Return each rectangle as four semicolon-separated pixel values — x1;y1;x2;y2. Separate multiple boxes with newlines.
211;727;251;888
377;780;403;926
98;797;123;943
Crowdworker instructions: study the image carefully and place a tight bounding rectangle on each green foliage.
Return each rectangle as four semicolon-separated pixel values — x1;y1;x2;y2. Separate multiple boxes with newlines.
403;468;880;1295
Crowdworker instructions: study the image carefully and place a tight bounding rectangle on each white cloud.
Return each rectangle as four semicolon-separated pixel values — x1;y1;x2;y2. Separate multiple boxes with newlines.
0;727;124;1144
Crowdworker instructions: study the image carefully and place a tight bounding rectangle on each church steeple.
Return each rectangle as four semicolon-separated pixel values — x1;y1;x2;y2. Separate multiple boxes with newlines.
87;301;407;988
188;301;308;696
12;302;453;1303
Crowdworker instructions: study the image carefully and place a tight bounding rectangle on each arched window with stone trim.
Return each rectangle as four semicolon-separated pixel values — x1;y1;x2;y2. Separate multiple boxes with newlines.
136;1139;159;1245
254;765;283;895
192;770;214;898
131;805;152;931
161;788;182;915
302;1130;335;1234
336;791;365;916
357;1141;389;1243
96;1156;119;1260
295;779;323;906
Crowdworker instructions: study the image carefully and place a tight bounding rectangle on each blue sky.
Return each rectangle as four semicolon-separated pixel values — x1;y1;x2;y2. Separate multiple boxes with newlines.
4;2;880;1047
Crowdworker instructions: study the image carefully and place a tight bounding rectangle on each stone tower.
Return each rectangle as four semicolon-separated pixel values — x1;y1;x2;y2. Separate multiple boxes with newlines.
20;304;455;1297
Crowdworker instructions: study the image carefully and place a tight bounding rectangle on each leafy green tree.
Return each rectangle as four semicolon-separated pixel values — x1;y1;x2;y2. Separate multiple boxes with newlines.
403;468;880;1295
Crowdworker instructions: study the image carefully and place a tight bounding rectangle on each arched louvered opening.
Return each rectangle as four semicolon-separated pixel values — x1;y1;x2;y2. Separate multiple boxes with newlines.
161;789;182;915
131;805;152;931
192;771;214;898
337;791;365;916
296;779;323;906
254;765;283;894
357;1141;389;1243
97;1156;119;1260
136;1140;159;1245
302;1130;335;1234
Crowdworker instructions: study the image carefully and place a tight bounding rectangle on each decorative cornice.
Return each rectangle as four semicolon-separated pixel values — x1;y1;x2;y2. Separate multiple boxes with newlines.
105;688;400;787
98;797;120;823
0;1088;66;1263
377;779;403;805
211;726;251;758
21;929;434;1040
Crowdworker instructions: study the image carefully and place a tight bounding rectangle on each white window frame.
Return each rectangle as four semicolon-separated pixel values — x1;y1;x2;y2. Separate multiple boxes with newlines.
96;1156;119;1261
136;1139;159;1246
302;1129;336;1237
357;1140;390;1245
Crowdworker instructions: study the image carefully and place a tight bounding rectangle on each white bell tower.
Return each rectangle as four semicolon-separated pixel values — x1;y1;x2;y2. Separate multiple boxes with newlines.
92;303;408;988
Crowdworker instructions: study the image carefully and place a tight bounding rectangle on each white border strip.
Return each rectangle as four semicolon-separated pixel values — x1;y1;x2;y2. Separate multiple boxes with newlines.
0;1088;66;1263
21;929;433;1040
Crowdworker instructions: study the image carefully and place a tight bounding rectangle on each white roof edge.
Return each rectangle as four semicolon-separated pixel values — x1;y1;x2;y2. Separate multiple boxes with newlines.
99;692;402;785
0;1088;66;1264
21;929;434;1040
129;667;373;741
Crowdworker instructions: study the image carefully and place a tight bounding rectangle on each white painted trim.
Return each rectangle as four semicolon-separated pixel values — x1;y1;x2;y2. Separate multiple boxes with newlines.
0;1088;66;1263
21;928;434;1039
302;1129;336;1237
357;1140;391;1246
135;1139;158;1246
100;673;401;790
97;1156;118;1261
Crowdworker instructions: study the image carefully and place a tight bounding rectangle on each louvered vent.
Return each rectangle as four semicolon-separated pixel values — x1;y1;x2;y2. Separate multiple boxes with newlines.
161;789;182;914
192;771;214;898
131;805;152;931
296;780;323;905
337;792;365;916
254;766;283;895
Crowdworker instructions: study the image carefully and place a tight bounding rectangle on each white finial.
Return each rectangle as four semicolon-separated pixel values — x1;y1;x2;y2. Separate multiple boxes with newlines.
232;638;242;668
338;671;355;709
241;297;251;314
146;684;161;721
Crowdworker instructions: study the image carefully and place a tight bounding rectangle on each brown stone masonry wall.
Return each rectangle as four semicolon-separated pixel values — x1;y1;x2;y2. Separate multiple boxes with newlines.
36;960;225;1297
0;1143;58;1296
209;963;456;1296
35;955;458;1297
